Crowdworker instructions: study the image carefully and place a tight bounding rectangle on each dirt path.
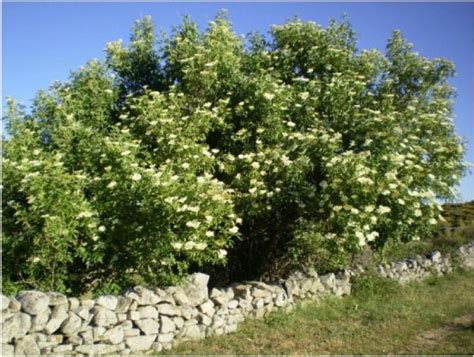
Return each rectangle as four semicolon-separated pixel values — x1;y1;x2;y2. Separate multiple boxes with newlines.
402;312;474;354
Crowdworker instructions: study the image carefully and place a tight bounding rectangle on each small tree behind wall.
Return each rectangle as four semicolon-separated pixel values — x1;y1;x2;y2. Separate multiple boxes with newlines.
2;13;465;294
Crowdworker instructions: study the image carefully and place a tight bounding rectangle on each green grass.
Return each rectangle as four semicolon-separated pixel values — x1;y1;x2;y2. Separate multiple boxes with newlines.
167;268;474;355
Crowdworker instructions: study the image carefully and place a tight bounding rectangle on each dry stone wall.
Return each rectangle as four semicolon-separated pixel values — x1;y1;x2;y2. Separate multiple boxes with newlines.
2;242;473;355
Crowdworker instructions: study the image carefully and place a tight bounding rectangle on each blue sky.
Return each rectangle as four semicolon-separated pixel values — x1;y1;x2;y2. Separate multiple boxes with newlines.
3;2;473;201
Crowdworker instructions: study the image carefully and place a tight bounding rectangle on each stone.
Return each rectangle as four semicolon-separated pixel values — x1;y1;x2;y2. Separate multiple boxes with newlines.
30;307;51;332
301;279;314;295
2;311;14;323
93;306;118;326
211;315;225;329
152;342;163;353
253;299;264;309
96;295;118;310
125;335;156;352
93;326;106;340
30;332;47;342
75;343;119;354
66;334;83;345
157;303;179;316
138;305;158;319
173;288;190;306
430;251;442;263
79;329;94;344
16;291;49;315
182;324;202;340
320;273;336;290
14;335;40;355
2;312;31;342
68;297;80;310
213;327;225;336
129;300;138;311
135;318;160;335
225;324;238;334
184;318;198;326
178;305;197;320
37;341;59;349
162;342;173;351
2;295;10;311
274;293;288;307
238;298;253;311
52;344;74;353
157;333;174;343
210;288;229;305
80;299;95;310
173;316;184;329
128;310;140;320
45;292;68;306
116;296;132;313
199;300;215;316
2;344;14;355
61;312;82;335
251;287;272;299
75;307;90;321
252;308;265;319
47;334;64;344
128;286;161;305
215;306;229;316
118;320;133;330
394;261;408;273
9;298;21;312
160;315;176;333
124;328;140;337
182;273;210;306
117;313;127;322
198;313;212;326
227;299;239;309
101;325;124;345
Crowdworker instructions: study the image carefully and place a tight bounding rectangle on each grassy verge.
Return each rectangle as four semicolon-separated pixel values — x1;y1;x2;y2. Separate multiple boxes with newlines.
168;268;474;355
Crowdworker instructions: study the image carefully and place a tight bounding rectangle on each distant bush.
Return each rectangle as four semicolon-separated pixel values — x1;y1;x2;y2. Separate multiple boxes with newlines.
2;12;465;293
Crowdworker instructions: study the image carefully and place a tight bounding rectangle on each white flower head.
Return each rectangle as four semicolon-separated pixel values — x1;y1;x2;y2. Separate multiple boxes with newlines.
195;242;207;250
186;220;201;229
131;173;142;181
228;226;239;234
171;242;183;250
377;206;391;214
184;241;195;250
263;92;275;101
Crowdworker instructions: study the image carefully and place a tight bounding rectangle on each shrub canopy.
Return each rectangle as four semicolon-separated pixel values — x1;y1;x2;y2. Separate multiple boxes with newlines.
2;13;465;294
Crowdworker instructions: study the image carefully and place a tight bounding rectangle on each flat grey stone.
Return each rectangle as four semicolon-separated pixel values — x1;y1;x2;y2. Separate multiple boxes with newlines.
125;335;156;352
45;292;68;306
75;343;119;354
17;291;49;315
138;305;158;319
101;325;124;344
96;295;118;310
2;312;31;342
2;295;10;311
116;296;132;313
135;318;160;335
61;312;82;335
30;307;51;332
157;303;180;316
93;306;117;326
14;335;40;355
160;315;175;333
